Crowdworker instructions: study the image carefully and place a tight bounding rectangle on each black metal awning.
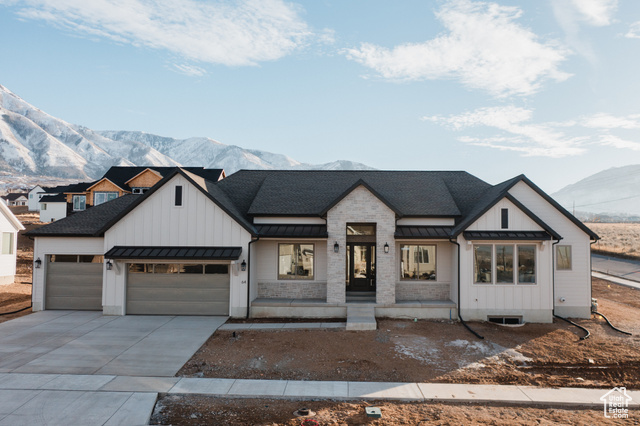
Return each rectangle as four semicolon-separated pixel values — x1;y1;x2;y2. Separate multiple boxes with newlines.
395;226;453;239
256;224;328;238
105;246;242;260
463;231;552;240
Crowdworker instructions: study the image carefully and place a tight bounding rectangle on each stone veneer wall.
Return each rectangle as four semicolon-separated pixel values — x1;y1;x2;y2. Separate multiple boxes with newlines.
326;185;397;304
258;282;327;299
395;282;451;301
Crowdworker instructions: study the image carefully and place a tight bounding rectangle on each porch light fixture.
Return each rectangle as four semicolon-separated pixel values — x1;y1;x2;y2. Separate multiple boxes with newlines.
334;242;339;253
241;260;247;271
106;260;113;271
384;243;389;253
35;257;42;269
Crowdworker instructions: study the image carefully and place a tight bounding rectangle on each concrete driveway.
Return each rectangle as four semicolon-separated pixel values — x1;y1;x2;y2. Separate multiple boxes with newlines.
0;311;226;377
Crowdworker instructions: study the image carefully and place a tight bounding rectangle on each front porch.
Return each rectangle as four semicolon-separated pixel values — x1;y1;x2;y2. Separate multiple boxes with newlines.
250;297;457;320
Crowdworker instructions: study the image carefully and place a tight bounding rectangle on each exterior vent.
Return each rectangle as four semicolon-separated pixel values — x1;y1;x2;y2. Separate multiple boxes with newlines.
488;316;522;325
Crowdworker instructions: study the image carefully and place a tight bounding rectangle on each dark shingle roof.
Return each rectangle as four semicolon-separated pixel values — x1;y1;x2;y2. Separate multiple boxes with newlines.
40;194;67;203
42;182;94;194
26;195;140;237
2;193;28;201
99;166;224;190
218;170;491;219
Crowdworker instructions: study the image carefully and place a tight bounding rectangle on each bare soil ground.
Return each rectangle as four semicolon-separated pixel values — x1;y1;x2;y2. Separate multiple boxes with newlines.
588;222;640;260
150;397;624;426
178;278;640;389
164;278;640;425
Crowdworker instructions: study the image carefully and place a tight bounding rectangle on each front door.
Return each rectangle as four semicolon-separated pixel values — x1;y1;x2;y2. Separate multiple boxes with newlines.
347;243;376;291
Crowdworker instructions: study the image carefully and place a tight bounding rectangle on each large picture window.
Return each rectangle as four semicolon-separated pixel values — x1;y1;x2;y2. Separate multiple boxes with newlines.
94;192;118;206
474;244;536;285
556;245;572;270
278;244;314;280
400;245;436;280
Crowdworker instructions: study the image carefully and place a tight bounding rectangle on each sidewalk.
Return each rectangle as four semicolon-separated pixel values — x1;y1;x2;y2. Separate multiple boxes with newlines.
1;372;638;414
593;271;640;290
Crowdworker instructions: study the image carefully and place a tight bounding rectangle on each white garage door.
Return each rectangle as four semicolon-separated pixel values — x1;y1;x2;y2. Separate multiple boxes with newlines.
45;255;103;310
126;263;230;315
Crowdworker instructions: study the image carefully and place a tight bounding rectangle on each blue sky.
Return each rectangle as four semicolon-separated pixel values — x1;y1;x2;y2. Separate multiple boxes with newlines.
1;0;639;193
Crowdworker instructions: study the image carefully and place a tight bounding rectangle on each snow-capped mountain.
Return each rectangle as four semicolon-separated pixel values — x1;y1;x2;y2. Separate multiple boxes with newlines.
0;84;373;181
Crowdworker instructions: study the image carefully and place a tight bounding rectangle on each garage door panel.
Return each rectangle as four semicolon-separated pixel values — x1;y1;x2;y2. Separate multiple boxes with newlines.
127;266;230;316
46;261;102;311
126;300;229;316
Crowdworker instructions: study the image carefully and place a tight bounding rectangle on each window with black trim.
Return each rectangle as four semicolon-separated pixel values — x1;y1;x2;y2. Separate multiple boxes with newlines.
501;208;509;229
278;243;314;279
473;244;536;285
174;185;183;206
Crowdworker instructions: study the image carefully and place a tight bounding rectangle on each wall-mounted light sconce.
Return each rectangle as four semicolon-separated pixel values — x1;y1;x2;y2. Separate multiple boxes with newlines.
35;257;42;269
384;243;389;254
106;260;113;271
334;242;339;253
241;260;247;271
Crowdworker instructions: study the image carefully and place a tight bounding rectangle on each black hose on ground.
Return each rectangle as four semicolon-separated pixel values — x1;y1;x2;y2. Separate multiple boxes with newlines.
554;314;590;340
593;311;633;336
0;303;32;316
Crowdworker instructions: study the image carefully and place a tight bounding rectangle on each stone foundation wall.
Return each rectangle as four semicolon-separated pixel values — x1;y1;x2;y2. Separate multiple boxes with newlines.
395;282;450;301
258;281;327;299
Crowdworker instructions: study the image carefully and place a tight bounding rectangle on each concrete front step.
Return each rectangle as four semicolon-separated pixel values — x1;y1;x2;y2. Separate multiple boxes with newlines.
346;305;377;331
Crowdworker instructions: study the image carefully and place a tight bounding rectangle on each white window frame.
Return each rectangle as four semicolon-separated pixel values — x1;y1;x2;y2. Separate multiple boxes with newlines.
94;192;118;206
1;233;14;255
399;244;437;281
72;195;86;211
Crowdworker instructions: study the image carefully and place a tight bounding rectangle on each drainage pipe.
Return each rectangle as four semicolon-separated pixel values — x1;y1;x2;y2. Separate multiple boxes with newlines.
554;314;590;340
449;238;484;340
592;311;632;336
245;236;260;319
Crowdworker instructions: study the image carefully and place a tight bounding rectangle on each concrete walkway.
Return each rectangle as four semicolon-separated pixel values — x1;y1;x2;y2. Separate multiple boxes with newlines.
1;372;638;424
593;271;640;290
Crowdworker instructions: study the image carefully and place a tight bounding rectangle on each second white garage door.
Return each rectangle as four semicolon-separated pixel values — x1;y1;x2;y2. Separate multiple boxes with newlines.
126;263;230;315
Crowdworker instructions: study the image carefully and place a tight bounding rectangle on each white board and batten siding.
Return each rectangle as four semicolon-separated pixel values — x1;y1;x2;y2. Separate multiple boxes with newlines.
0;208;21;285
39;202;67;223
459;196;553;323
32;237;104;311
103;175;252;316
508;181;592;318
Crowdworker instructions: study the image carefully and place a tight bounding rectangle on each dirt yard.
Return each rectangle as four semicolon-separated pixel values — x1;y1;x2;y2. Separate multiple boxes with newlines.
588;222;640;260
150;397;623;426
0;207;42;323
178;278;640;389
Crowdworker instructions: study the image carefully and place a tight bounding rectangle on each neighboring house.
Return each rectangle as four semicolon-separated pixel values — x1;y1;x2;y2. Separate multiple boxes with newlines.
39;194;69;223
0;201;25;284
28;185;45;211
1;193;29;207
27;169;598;323
33;167;225;223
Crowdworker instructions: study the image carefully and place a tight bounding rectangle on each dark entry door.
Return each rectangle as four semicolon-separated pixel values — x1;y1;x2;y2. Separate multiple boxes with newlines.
347;244;376;291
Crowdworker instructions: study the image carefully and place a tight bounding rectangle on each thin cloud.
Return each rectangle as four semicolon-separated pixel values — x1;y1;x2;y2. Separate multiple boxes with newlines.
424;106;640;157
2;0;312;67
582;113;640;129
171;64;207;77
570;0;618;26
626;22;640;38
343;0;571;98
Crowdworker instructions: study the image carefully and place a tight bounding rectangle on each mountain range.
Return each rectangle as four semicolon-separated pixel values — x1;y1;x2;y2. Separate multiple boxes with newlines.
551;164;640;218
0;84;372;181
